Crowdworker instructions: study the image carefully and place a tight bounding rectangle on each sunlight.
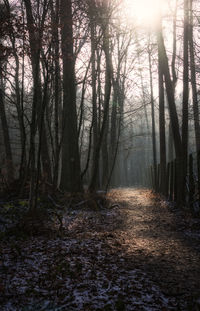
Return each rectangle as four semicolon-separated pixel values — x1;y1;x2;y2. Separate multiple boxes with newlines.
124;0;167;28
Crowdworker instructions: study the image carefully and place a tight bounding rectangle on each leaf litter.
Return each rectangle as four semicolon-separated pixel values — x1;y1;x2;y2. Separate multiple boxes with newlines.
1;188;200;310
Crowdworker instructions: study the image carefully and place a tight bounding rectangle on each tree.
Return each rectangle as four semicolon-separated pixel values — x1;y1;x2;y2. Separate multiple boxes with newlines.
158;41;166;195
60;0;82;192
148;38;157;191
181;0;189;202
156;16;183;204
0;2;14;183
189;0;200;153
89;1;112;192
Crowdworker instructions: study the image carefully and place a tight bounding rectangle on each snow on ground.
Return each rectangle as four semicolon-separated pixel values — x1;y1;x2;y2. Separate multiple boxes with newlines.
1;236;177;310
1;189;200;310
0;204;179;311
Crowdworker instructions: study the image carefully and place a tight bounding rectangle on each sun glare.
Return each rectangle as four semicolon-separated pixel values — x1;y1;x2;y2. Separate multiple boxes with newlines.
125;0;167;28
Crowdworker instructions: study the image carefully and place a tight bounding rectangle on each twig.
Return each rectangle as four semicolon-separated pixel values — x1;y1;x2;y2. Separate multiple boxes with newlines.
75;200;90;208
48;195;63;210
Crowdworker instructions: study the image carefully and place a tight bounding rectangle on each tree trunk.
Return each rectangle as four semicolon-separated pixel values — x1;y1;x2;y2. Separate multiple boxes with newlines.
101;26;112;189
90;17;99;187
158;51;166;195
0;73;14;183
189;0;200;153
89;20;112;192
156;19;182;204
4;0;27;182
24;0;52;190
148;42;157;191
168;123;174;162
50;0;62;187
60;0;82;192
181;0;189;202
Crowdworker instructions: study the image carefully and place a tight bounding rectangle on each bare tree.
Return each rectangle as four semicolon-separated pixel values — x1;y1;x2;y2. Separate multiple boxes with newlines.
60;0;82;192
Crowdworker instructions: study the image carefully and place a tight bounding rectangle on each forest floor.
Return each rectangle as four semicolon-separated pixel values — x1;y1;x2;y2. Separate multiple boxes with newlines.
1;188;200;310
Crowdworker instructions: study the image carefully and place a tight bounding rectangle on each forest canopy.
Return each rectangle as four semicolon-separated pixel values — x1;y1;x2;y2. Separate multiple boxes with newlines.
0;0;200;208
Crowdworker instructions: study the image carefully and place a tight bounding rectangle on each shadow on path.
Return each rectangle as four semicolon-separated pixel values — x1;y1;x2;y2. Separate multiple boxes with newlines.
108;188;200;304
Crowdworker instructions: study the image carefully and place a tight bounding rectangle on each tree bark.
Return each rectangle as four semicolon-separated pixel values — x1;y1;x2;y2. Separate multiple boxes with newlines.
189;0;200;153
156;18;183;204
60;0;82;192
158;51;166;195
157;26;182;157
24;0;52;187
50;0;62;187
148;42;157;191
89;18;112;192
0;74;14;183
181;0;189;202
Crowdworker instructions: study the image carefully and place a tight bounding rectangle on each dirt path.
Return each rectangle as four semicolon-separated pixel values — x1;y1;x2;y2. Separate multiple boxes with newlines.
109;188;200;306
1;188;200;310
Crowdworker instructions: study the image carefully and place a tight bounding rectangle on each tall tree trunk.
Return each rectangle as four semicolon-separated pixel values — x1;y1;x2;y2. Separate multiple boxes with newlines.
157;18;182;204
0;69;14;183
148;42;157;191
167;0;177;165
110;80;118;164
4;0;27;182
168;123;174;162
157;26;182;157
137;40;150;173
189;0;200;153
101;115;109;188
51;0;62;187
181;0;189;202
60;0;82;192
171;0;178;91
167;0;177;168
24;0;52;192
102;26;112;189
89;20;112;192
158;51;166;195
90;17;99;186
